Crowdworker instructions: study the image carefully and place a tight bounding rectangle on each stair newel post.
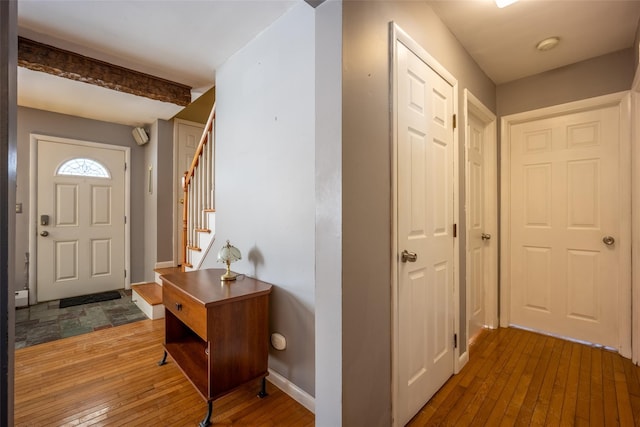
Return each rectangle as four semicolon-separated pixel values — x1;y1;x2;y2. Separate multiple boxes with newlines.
182;171;189;271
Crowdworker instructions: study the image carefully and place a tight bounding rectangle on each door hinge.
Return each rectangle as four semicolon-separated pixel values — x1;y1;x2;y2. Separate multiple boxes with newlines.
124;216;127;224
124;162;127;171
453;223;457;238
454;333;458;349
124;269;127;278
453;114;457;129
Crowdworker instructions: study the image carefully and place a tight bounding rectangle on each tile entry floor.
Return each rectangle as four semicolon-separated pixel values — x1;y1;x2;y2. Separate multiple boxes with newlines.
15;289;147;349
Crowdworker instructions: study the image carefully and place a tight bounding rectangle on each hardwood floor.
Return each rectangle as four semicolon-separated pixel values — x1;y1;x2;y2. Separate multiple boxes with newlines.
409;326;640;426
14;319;313;426
16;320;640;426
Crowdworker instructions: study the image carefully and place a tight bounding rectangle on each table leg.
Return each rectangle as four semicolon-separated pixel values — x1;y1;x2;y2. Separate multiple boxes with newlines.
157;350;167;366
257;377;268;398
199;401;213;427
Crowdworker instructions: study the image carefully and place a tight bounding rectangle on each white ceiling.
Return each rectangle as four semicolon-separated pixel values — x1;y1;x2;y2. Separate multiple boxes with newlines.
428;0;640;84
16;0;640;126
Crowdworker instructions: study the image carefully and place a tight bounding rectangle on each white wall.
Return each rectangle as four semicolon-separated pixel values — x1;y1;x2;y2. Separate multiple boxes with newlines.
201;2;316;397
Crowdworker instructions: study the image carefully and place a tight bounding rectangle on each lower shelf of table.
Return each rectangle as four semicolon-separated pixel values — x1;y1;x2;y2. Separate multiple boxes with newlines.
165;337;209;400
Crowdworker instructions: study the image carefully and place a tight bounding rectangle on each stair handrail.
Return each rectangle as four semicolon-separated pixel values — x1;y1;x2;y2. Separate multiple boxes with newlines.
182;102;216;269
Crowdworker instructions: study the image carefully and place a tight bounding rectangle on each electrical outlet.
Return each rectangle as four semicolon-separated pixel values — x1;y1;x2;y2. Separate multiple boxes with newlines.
270;333;287;351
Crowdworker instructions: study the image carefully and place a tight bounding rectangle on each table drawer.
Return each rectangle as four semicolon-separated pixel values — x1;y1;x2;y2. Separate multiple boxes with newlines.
163;283;207;340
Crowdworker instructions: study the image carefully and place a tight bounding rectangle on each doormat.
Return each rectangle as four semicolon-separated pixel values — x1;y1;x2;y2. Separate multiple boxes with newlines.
59;290;122;308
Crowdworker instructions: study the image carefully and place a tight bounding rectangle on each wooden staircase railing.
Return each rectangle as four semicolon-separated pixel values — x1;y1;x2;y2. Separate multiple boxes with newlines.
182;102;216;269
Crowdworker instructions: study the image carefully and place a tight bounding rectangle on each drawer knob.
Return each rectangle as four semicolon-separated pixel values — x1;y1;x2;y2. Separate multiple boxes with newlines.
175;303;182;311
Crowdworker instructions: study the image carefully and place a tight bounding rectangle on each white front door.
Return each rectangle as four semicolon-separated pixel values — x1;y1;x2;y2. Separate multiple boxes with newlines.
509;103;628;349
175;121;204;264
467;112;489;340
395;40;455;426
37;139;126;301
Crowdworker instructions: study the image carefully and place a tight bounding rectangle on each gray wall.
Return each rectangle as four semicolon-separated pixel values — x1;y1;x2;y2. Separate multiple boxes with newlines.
143;121;157;281
1;1;17;423
156;119;174;264
314;1;343;425
342;2;495;425
15;107;149;291
497;48;634;116
142;118;174;280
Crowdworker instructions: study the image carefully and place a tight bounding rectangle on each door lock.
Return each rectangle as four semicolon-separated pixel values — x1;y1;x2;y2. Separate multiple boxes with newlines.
481;233;492;241
401;250;418;263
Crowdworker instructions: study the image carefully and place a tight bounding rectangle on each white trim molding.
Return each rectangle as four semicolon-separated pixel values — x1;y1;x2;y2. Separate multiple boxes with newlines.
267;368;315;414
632;66;640;364
154;261;176;269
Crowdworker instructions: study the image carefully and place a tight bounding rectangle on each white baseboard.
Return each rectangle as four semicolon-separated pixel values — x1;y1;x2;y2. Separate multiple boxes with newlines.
267;368;315;414
155;261;176;269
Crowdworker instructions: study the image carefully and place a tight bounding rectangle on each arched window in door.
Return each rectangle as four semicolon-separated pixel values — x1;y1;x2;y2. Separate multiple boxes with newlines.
56;158;110;178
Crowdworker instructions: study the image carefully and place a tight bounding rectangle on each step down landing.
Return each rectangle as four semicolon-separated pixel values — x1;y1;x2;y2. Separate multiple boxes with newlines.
132;282;164;320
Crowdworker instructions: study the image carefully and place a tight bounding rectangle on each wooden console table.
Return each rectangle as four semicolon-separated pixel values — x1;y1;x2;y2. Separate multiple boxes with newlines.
157;268;272;427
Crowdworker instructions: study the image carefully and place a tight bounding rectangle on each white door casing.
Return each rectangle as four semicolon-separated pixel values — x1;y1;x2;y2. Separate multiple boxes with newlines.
35;137;128;302
500;93;631;356
173;120;205;266
464;90;498;342
391;23;459;427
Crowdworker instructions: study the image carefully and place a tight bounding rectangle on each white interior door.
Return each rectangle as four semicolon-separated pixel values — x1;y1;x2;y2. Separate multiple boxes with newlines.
175;121;204;263
395;40;455;426
37;139;125;302
467;112;489;340
509;104;627;349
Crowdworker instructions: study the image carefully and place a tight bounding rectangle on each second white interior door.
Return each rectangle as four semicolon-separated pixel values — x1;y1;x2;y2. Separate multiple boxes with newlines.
509;102;628;350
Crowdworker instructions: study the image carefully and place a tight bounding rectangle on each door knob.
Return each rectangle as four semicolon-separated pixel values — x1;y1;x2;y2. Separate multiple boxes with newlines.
40;231;49;237
602;236;615;246
401;250;418;263
481;233;491;241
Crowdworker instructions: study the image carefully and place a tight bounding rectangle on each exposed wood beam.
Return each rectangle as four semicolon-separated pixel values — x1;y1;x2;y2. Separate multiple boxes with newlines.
18;36;191;106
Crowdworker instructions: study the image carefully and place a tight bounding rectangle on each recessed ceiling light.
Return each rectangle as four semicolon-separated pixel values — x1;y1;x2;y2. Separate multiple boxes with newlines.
536;36;560;51
495;0;519;8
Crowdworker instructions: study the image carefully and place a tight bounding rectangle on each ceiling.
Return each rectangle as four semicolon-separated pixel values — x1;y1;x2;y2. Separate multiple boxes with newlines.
17;0;297;127
16;0;640;127
428;0;640;85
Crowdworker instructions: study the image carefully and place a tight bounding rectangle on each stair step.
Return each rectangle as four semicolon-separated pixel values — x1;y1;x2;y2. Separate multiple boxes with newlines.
131;283;163;305
131;282;165;320
154;267;181;276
